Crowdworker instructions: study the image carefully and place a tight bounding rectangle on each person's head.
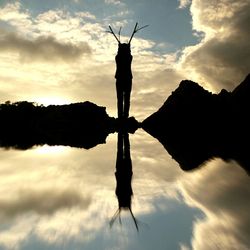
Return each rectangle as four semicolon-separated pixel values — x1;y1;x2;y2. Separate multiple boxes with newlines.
117;43;131;55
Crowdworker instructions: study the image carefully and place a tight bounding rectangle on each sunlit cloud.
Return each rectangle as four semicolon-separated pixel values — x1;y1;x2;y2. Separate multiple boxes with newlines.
104;0;125;7
75;11;96;20
178;0;191;9
131;68;183;120
0;2;29;23
0;2;32;33
179;243;191;250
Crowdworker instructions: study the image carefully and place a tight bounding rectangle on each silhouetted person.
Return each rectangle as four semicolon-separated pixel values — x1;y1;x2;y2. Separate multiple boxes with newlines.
108;23;148;119
110;132;138;230
115;43;133;119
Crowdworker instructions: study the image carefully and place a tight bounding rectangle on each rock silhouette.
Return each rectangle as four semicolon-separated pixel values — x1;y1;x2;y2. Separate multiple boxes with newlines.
0;101;115;149
142;74;250;173
0;101;140;150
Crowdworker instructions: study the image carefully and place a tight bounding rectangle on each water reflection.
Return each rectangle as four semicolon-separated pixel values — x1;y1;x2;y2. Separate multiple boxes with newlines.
179;159;250;250
0;130;249;250
143;122;250;175
110;132;138;230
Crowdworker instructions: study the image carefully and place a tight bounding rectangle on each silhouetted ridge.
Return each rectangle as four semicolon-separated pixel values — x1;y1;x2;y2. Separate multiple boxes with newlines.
231;74;250;113
0;101;115;149
232;74;250;98
142;73;250;173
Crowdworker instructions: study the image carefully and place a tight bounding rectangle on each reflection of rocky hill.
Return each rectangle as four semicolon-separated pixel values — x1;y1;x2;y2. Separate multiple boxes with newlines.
142;74;250;173
0;101;115;149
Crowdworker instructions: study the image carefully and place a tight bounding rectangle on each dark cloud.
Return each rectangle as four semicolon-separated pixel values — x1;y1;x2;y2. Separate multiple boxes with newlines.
182;36;250;90
181;0;250;91
0;30;91;62
0;189;91;220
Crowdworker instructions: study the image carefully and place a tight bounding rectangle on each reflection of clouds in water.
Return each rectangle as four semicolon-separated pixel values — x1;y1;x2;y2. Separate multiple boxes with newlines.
131;130;184;202
0;144;117;249
179;159;250;250
0;200;113;249
0;188;91;220
3;133;249;250
0;217;35;250
0;132;186;249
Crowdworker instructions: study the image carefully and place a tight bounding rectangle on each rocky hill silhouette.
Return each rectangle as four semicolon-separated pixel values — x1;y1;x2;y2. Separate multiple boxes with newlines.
0;101;116;149
142;74;250;173
0;101;139;150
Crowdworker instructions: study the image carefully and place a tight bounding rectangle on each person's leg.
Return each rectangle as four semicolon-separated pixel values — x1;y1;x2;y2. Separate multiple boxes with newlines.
116;81;123;118
124;81;132;118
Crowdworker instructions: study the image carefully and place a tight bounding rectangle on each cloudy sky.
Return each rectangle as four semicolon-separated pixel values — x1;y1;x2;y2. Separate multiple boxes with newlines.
1;0;249;120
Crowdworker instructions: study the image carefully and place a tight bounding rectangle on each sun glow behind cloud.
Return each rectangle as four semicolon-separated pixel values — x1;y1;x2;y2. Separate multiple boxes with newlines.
35;96;72;106
35;145;69;154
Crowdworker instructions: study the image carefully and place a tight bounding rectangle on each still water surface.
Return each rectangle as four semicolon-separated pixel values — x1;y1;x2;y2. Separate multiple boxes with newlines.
0;130;249;250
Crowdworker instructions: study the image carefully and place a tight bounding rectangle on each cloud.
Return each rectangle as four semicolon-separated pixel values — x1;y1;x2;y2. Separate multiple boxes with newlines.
0;30;91;62
179;243;191;250
0;2;28;21
178;0;191;9
76;11;96;20
0;2;32;32
0;189;91;220
0;1;181;119
179;0;250;91
131;67;184;120
179;159;250;250
104;0;125;6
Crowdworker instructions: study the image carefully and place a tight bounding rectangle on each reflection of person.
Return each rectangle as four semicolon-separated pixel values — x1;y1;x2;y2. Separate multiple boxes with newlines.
110;132;138;230
115;132;133;209
115;43;133;119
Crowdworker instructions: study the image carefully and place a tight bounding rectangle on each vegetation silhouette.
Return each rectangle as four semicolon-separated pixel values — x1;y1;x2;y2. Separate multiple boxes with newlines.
142;73;250;174
108;23;148;119
110;132;138;231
